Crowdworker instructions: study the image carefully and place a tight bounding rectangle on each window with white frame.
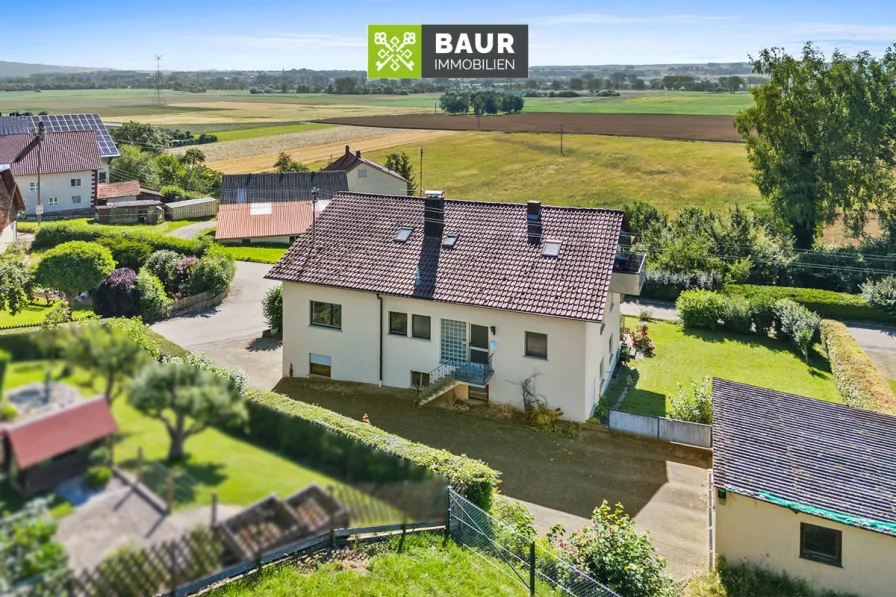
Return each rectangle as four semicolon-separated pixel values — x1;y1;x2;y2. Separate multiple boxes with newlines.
70;178;81;187
29;182;36;191
71;195;82;204
47;197;59;207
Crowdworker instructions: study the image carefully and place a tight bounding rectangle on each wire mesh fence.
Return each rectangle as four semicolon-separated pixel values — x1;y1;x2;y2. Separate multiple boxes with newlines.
448;489;621;597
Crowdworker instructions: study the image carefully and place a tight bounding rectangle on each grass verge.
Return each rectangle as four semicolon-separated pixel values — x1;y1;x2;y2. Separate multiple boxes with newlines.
216;244;289;264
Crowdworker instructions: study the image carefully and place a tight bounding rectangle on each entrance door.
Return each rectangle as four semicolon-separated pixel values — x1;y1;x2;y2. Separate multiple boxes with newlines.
469;324;489;365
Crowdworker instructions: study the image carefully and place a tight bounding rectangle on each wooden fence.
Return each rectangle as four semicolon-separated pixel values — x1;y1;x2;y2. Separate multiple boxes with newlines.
165;290;227;318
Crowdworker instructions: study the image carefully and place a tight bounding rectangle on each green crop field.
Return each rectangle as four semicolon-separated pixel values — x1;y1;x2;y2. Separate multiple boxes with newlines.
330;131;757;213
211;122;331;142
524;91;754;115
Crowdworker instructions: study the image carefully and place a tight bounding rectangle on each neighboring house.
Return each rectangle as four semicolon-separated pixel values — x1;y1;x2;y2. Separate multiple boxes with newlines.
0;166;25;253
96;180;141;205
322;145;410;196
0;113;119;183
0;396;117;496
712;379;896;597
266;191;646;422
164;196;217;220
95;200;164;225
216;172;348;244
0;130;101;217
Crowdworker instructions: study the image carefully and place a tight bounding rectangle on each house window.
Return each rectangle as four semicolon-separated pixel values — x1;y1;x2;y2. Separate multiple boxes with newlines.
440;319;467;362
310;301;342;329
800;523;842;567
71;178;81;187
309;354;332;378
47;197;59;207
98;171;107;183
358;168;367;178
525;332;548;359
411;371;431;388
412;315;431;339
29;182;36;191
71;195;82;204
389;312;407;335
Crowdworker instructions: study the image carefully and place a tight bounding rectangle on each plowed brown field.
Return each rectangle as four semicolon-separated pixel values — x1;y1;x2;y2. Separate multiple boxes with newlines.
316;113;741;143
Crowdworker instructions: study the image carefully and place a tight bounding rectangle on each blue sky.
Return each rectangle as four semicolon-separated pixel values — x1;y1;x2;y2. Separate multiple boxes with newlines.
6;0;896;70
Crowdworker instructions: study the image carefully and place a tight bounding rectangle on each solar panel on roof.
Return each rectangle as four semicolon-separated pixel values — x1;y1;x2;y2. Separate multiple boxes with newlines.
16;113;120;158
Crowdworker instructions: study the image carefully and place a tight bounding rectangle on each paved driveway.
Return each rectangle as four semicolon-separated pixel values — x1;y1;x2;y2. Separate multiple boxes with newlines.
167;220;217;240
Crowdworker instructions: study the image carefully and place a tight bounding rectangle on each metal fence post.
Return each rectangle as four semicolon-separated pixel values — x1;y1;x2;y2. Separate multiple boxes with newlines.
136;447;143;485
529;541;536;596
443;487;451;546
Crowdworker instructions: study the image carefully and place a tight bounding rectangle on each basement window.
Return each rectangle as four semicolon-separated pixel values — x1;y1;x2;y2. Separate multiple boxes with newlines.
542;239;562;258
394;227;413;243
442;234;459;249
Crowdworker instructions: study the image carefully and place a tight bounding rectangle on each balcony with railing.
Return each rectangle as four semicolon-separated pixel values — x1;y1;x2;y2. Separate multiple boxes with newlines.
609;232;646;295
428;353;494;388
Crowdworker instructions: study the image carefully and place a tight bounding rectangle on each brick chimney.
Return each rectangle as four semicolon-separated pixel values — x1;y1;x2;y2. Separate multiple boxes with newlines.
527;201;542;244
355;149;361;158
423;190;445;238
344;144;351;156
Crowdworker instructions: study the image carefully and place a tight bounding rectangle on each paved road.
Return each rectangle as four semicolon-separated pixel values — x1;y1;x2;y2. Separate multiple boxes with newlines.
167;220;217;239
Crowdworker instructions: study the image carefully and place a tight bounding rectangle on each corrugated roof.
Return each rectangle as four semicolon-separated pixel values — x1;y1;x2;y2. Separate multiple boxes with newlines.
266;193;625;321
5;396;118;469
97;199;163;209
0;131;101;176
215;201;318;241
713;379;896;536
322;145;409;182
165;197;216;208
220;171;348;205
97;180;140;199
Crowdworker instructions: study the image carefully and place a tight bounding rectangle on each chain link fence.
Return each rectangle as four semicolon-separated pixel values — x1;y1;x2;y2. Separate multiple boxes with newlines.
448;489;621;597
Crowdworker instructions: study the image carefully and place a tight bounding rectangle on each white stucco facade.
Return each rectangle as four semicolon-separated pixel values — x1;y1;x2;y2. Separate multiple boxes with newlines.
0;220;16;253
344;166;409;196
18;170;96;215
281;282;622;421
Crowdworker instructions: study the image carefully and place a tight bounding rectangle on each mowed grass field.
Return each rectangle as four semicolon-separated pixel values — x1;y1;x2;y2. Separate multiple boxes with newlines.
313;131;758;212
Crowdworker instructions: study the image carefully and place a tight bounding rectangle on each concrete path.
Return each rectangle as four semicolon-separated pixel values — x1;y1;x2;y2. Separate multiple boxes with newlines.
166;219;216;239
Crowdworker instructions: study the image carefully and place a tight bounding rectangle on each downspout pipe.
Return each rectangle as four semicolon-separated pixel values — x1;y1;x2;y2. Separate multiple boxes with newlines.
377;293;383;386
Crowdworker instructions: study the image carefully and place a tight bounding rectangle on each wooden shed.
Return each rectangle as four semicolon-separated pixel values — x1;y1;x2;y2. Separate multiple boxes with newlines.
95;200;164;225
164;197;217;220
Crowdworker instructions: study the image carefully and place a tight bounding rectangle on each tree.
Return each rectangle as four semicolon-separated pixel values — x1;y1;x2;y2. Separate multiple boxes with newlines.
384;151;416;195
0;258;34;316
109;145;159;188
262;284;283;331
734;43;896;248
35;241;115;313
110;121;169;155
569;77;584;90
439;91;470;114
274;152;309;173
68;324;150;402
179;148;206;168
129;361;247;461
92;268;140;318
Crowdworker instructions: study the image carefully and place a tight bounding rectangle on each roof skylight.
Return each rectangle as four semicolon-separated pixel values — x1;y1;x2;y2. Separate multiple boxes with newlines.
442;233;459;248
394;227;413;243
542;239;562;258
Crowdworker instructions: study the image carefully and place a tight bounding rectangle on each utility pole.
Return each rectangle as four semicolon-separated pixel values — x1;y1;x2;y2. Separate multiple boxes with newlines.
560;124;564;155
36;121;45;226
419;147;424;196
311;186;319;247
152;55;165;106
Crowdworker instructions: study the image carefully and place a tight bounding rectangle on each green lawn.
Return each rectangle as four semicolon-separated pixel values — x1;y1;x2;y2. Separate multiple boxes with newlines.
217;244;288;264
524;91;754;116
210;534;556;597
3;360;100;396
606;318;841;417
889;379;896;395
17;217;207;235
0;302;93;329
212;122;331;142
350;131;757;213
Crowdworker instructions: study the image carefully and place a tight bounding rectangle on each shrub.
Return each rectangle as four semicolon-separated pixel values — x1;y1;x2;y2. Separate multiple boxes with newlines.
89;446;110;466
641;269;723;301
0;400;17;422
719;295;755;334
676;289;726;330
244;391;500;510
724;284;895;325
97;237;153;271
189;251;236;296
33;222;209;257
160;185;191;202
774;299;820;362
492;496;536;556
861;276;896;316
751;295;778;334
525;402;562;428
638;307;652;322
632;322;655;354
35;241;115;309
820;320;896;415
135;269;171;322
668;377;712;423
85;465;112;489
144;250;189;296
93;268;140;318
263;284;283;331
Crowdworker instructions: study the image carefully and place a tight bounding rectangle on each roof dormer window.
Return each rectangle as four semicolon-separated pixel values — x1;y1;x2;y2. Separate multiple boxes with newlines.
394;227;413;243
542;239;562;258
442;233;459;249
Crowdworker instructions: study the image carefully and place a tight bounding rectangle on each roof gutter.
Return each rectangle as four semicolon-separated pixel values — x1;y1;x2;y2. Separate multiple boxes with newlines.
377;293;383;386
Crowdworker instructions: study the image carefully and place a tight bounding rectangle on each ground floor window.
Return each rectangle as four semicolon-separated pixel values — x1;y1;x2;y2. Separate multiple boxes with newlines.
311;301;342;329
800;522;841;567
412;314;431;339
47;197;59;207
525;331;548;359
72;195;82;204
389;312;407;335
411;370;431;388
309;353;332;378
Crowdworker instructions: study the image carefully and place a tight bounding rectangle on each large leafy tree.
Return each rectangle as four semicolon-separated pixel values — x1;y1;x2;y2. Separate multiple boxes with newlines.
734;43;896;248
129;362;247;461
67;324;149;402
109;145;159;188
35;241;115;313
0;258;34;316
384;151;416;195
273;152;308;173
110;121;169;155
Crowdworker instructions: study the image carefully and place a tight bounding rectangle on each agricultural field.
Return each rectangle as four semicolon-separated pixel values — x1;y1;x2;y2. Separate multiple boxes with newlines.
523;91;754;115
311;131;758;213
211;122;331;142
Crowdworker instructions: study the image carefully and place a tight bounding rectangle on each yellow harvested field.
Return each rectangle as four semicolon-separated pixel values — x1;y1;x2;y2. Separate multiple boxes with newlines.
207;129;458;174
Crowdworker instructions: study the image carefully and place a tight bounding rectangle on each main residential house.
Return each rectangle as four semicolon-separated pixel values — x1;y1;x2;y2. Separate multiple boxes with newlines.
322;145;410;196
216;171;348;244
266;191;645;421
0;166;25;253
712;379;896;597
0;113;119;183
0;130;101;217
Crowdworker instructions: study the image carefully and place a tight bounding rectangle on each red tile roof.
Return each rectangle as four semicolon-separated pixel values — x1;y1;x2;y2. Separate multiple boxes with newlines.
266;193;626;321
5;397;117;469
322;145;408;182
97;180;140;200
215;201;319;241
0;131;102;177
0;168;25;232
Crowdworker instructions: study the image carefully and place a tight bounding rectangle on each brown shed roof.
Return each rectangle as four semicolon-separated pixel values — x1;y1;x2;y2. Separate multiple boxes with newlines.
4;397;117;469
266;193;625;321
322;145;408;182
97;180;140;200
0;131;102;177
215;201;319;241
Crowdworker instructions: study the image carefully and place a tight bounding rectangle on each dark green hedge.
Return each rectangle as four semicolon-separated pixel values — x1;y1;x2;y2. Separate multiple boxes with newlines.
33;223;210;257
820;320;896;415
723;285;896;325
246;391;500;510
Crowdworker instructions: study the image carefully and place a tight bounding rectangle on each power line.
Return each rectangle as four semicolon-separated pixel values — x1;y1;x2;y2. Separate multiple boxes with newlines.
151;55;165;106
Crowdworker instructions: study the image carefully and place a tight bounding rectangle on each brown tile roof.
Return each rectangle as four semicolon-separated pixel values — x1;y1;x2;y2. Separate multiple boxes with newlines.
215;201;320;241
322;145;409;182
0;168;25;232
0;131;102;177
4;397;117;469
97;180;140;200
266;193;625;321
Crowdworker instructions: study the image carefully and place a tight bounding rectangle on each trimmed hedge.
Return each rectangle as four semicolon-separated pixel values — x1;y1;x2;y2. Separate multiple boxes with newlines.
246;391;500;510
820;320;896;415
724;285;896;325
33;222;210;257
641;270;723;302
